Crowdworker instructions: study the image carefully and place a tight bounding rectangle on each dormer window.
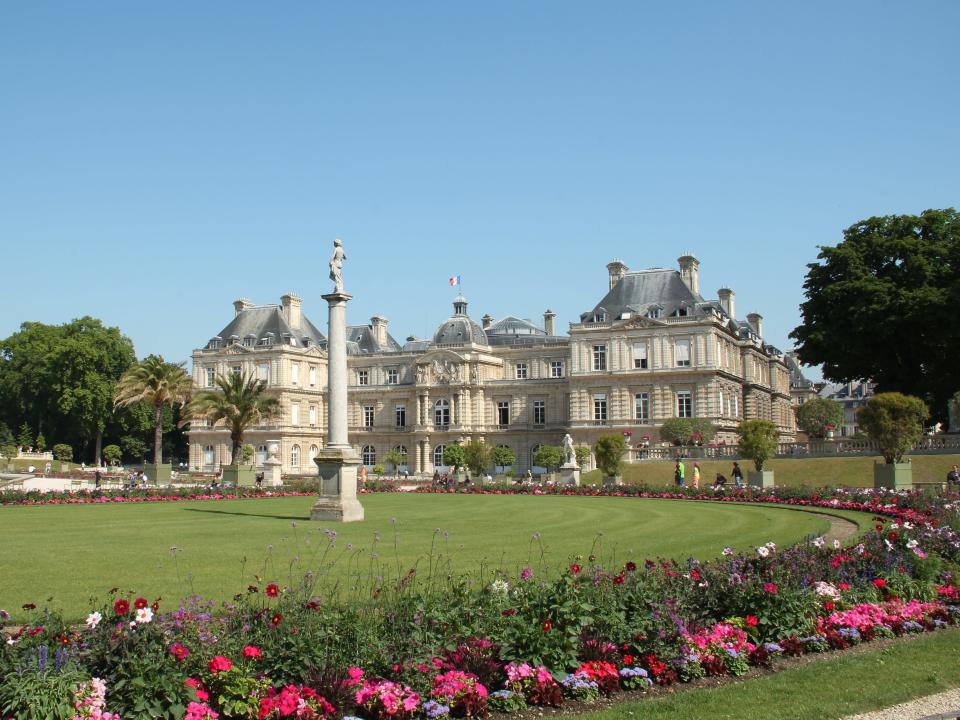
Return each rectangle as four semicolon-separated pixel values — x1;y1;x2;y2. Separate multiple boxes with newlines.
243;335;255;347
592;309;607;323
208;336;222;349
647;307;662;319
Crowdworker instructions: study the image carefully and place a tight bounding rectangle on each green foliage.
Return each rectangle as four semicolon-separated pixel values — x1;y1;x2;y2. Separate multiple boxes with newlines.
372;464;385;476
790;208;960;422
857;392;930;463
491;445;517;468
383;448;407;473
186;373;280;465
659;418;692;445
0;421;12;445
442;443;467;469
0;443;16;459
574;445;592;467
102;444;122;466
52;443;73;462
34;432;47;452
737;420;779;471
121;435;149;462
0;655;88;720
17;422;33;448
689;418;717;443
594;435;626;477
463;439;493;475
795;398;844;438
533;445;564;471
241;443;256;463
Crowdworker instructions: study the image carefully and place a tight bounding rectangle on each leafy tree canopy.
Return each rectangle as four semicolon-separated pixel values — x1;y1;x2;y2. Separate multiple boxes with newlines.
795;397;844;438
790;209;960;422
490;445;516;469
593;435;626;478
857;392;929;464
462;440;492;475
442;443;467;470
574;445;592;467
533;445;564;471
737;420;779;472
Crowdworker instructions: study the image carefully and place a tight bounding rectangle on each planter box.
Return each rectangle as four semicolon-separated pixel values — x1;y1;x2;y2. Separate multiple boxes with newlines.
143;463;171;485
222;464;256;487
874;462;913;490
748;470;775;488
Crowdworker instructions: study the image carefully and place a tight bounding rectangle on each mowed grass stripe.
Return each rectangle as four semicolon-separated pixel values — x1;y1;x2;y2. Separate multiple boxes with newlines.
1;494;839;620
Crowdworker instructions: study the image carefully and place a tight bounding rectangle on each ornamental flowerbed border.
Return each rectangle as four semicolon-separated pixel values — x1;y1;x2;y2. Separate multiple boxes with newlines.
1;485;958;720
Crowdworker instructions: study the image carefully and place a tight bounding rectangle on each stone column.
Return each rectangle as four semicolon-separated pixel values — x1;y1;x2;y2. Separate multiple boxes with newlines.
264;439;282;486
311;291;365;522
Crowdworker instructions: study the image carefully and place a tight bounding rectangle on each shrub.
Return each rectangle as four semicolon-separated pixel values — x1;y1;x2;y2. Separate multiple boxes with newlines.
737;420;779;471
372;464;385;477
593;435;626;478
795;397;844;438
102;445;122;467
533;446;563;471
658;418;692;445
443;444;467;470
35;433;47;452
463;441;492;476
574;446;591;468
857;392;930;463
491;446;516;470
52;444;73;462
0;443;18;460
241;444;256;464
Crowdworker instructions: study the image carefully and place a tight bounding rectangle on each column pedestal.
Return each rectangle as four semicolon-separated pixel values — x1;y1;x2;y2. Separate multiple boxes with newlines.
311;447;365;522
558;463;581;486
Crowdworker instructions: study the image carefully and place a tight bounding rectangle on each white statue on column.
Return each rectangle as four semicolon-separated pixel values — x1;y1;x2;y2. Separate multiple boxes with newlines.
563;433;577;466
329;238;346;293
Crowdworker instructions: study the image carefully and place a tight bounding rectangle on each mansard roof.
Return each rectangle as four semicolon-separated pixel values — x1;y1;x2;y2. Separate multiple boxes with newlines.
582;269;705;322
347;325;403;354
211;306;326;348
486;316;547;337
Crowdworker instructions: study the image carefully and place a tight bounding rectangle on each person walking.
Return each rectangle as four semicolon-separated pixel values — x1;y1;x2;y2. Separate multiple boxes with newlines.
674;459;686;487
692;462;701;490
732;461;743;488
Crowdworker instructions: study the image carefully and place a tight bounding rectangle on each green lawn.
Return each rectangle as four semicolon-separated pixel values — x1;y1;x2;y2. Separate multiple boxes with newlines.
576;627;960;720
582;453;960;487
0;494;860;621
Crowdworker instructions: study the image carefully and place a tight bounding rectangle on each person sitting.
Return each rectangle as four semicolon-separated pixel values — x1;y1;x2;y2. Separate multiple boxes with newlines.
712;473;728;490
255;472;264;490
948;464;960;489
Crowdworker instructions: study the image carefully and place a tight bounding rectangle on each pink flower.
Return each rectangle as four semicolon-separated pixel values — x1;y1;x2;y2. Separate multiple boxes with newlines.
207;655;233;674
763;582;778;595
242;645;262;660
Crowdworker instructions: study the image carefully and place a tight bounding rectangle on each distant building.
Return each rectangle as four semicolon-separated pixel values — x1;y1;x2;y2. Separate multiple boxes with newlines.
188;256;795;474
784;352;818;407
817;380;876;437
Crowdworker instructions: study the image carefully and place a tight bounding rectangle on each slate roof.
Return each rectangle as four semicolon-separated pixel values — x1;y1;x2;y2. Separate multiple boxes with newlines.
210;306;326;348
581;269;705;322
347;325;403;354
784;352;814;389
487;316;547;336
432;295;489;346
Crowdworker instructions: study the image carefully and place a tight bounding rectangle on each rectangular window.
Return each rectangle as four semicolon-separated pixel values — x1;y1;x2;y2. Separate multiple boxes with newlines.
675;339;691;367
515;363;528;379
733;394;739;417
593;393;607;422
677;390;692;418
717;341;723;367
533;400;545;425
550;361;563;378
632;343;648;369
497;401;510;426
205;367;215;387
291;404;300;426
387;369;399;385
231;364;242;376
634;392;649;422
363;405;374;428
592;345;607;371
309;366;317;387
309;405;317;426
395;404;406;428
291;364;299;385
357;370;369;386
257;363;269;382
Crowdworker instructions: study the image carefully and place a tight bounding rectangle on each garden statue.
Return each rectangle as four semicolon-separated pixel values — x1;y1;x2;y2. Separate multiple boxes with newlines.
329;238;346;293
563;433;576;466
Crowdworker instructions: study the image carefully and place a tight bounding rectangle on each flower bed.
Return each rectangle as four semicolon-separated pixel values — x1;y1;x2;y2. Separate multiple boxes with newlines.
1;486;958;720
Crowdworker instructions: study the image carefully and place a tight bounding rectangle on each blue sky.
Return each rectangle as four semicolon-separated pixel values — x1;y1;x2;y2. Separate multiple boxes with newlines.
2;2;957;376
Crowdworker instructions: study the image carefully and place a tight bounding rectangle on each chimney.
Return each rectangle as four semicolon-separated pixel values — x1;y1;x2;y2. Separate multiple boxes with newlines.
717;288;736;319
233;298;253;316
371;315;388;346
481;314;493;330
543;309;556;336
678;254;700;294
280;293;302;330
607;259;629;290
746;312;763;338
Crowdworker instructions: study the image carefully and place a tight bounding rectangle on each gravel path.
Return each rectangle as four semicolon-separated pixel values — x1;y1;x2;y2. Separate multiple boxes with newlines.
825;513;860;544
840;688;960;720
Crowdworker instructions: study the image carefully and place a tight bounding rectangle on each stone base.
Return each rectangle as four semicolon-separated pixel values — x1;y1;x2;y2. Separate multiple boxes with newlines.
874;462;913;490
748;470;775;488
143;463;171;485
223;464;256;486
311;447;365;523
264;461;283;487
558;464;581;486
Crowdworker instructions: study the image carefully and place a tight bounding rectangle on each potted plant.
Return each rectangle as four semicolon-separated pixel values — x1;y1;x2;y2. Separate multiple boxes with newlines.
736;419;778;487
857;392;929;489
594;434;626;485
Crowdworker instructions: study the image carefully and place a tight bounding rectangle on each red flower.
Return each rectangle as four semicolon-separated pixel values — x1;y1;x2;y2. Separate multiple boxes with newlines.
208;655;233;673
613;573;625;585
888;532;898;541
265;583;280;597
169;643;190;662
185;678;209;703
745;615;758;627
570;563;582;574
134;597;148;610
625;561;637;572
542;619;552;633
873;578;887;590
151;601;160;612
113;599;130;616
270;612;282;627
622;654;635;665
838;582;850;591
763;583;778;595
824;601;835;612
242;645;263;660
501;608;516;616
875;524;884;531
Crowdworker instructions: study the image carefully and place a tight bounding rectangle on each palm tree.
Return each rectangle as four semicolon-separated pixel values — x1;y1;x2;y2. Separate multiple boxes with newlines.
114;355;193;465
186;372;280;465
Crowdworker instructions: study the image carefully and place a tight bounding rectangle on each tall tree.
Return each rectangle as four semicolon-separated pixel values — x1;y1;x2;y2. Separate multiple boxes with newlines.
790;209;959;422
185;372;280;465
794;397;843;438
114;355;193;465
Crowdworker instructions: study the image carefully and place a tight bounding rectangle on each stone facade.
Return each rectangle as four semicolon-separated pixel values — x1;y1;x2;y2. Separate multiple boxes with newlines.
188;257;794;475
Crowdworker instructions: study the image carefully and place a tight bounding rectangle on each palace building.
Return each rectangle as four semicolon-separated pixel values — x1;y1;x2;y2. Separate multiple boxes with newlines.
187;256;794;474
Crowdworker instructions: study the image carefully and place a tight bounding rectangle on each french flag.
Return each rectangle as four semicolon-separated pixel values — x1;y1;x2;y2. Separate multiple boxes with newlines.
448;275;461;286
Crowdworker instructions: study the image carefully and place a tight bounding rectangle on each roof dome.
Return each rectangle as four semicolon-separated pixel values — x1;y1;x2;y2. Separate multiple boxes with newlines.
432;295;488;346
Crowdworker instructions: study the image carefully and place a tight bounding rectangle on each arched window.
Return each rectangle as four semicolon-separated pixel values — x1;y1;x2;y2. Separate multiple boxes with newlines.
530;443;543;468
434;399;450;427
362;445;376;466
256;445;268;466
393;445;408;457
433;444;446;468
308;445;319;464
203;445;215;467
291;444;301;468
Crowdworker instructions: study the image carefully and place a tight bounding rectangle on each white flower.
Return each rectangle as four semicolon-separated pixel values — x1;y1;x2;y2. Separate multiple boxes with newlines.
884;539;895;551
722;547;734;556
86;611;102;629
757;546;770;557
765;541;776;550
135;607;153;624
5;638;16;645
833;540;841;549
489;579;509;595
815;581;839;598
812;537;825;548
906;539;918;549
903;522;913;529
